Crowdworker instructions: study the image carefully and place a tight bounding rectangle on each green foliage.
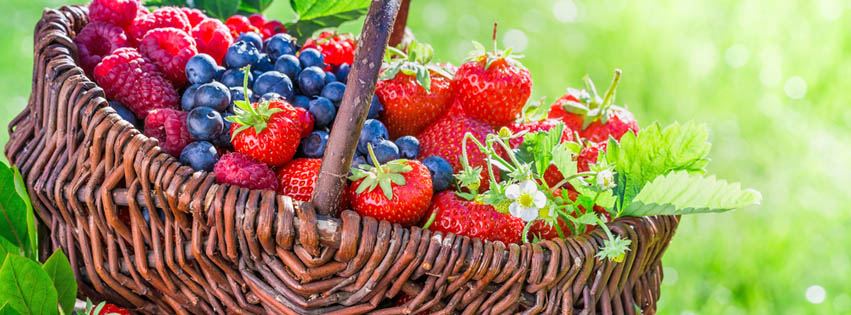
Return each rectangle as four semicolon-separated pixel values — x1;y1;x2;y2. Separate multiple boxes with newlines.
0;255;58;315
193;0;240;19
623;170;762;216
42;251;76;315
286;0;369;41
0;163;35;260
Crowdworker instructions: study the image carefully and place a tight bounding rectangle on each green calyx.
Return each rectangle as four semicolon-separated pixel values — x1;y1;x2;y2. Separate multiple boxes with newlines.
380;40;451;92
347;144;413;200
559;69;623;130
224;65;283;141
465;23;526;71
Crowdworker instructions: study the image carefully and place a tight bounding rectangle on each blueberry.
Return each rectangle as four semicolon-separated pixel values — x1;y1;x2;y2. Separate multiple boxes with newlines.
334;64;350;83
264;34;298;60
351;155;368;168
292;95;311;109
298;66;326;96
298;48;325;68
253;71;294;100
254;54;275;72
320;82;346;103
186;106;224;141
368;95;384;119
185;53;217;84
308;97;336;128
357;119;389;154
229;87;252;106
194;82;231;112
221;68;253;88
214;112;233;147
261;92;284;102
369;139;399;165
215;66;226;81
179;141;219;171
274;55;301;79
142;206;150;223
300;130;329;158
181;84;201;111
109;101;140;129
395;136;420;159
224;41;261;69
324;71;337;84
237;32;263;50
422;156;453;192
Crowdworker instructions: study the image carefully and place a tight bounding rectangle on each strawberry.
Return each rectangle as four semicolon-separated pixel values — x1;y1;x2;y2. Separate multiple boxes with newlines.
348;146;433;226
301;31;356;67
424;191;524;244
376;41;453;138
548;69;639;143
506;119;574;148
86;300;130;315
417;113;496;191
227;97;300;167
276;158;349;209
577;141;606;172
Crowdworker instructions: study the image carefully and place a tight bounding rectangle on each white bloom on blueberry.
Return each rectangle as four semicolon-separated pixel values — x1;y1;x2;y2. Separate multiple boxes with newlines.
505;180;546;222
596;169;615;190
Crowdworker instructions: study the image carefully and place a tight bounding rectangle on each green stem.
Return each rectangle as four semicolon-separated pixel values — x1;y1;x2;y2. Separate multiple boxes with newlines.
366;144;384;175
595;215;615;241
422;209;437;230
599;69;622;112
549;171;597;192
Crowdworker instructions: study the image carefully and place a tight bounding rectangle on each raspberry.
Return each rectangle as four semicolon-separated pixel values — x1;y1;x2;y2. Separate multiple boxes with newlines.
143;108;192;157
302;31;355;67
73;21;129;78
88;0;141;30
128;7;191;45
247;14;266;28
180;8;207;27
261;20;286;39
214;152;278;190
191;18;234;65
94;47;179;118
138;27;198;87
224;15;259;39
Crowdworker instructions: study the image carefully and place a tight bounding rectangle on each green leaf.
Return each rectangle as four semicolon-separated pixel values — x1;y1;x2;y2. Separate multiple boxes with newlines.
0;255;59;315
0;163;33;260
143;0;186;8
12;167;36;261
575;212;599;225
238;0;274;14
551;143;577;180
0;237;21;265
42;250;76;315
0;304;22;315
622;170;762;217
286;0;370;41
194;0;239;20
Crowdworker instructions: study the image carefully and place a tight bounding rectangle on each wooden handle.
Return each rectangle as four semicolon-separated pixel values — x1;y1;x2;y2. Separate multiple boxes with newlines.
389;0;411;47
311;0;402;216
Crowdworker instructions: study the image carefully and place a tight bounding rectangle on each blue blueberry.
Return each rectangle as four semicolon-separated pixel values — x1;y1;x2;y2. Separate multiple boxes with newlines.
298;66;326;96
369;139;399;165
179;141;219;171
298;48;325;68
357;119;389;155
214;112;233;147
261;92;284;102
368;95;384;119
324;71;337;84
215;66;226;81
237;32;263;50
224;41;261;69
194;82;231;112
229;87;252;108
292;95;311;109
395;136;420;159
109;101;140;129
221;69;253;89
334;64;350;83
301;130;329;158
422;156;454;192
254;54;275;72
253;71;294;100
185;53;217;85
142;207;150;223
181;84;201;111
351;155;368;168
264;34;298;60
308;97;336;128
186;106;224;141
320;82;346;104
274;55;301;79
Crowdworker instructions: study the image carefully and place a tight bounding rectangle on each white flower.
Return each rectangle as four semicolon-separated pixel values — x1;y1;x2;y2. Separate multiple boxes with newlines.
505;180;546;222
596;169;615;190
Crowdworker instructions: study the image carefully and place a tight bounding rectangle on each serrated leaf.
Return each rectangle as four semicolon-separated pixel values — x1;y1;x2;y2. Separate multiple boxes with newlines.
287;0;369;42
575;212;599;225
238;0;274;14
551;143;577;180
42;250;76;315
622;171;762;217
11;167;36;261
195;0;239;20
0;163;33;260
0;255;59;315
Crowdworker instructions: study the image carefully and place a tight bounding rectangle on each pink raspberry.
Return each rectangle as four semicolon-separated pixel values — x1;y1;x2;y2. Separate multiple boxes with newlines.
214;152;278;191
144;108;192;157
191;18;233;65
88;0;142;30
73;21;129;77
138;27;198;87
180;8;207;27
94;47;179;119
128;7;190;45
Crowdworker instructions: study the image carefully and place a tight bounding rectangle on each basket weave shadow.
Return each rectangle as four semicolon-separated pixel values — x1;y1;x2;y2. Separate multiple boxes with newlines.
6;5;681;314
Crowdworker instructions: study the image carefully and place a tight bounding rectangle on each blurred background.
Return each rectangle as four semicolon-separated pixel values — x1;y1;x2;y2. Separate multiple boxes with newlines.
1;0;850;313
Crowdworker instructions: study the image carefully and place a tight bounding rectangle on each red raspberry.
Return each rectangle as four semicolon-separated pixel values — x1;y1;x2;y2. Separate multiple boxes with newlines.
180;8;207;27
73;21;129;78
88;0;142;30
302;31;355;67
214;152;278;190
138;27;198;87
224;15;259;39
261;20;286;39
94;47;179;118
128;7;191;45
143;108;192;157
191;18;233;65
248;14;266;28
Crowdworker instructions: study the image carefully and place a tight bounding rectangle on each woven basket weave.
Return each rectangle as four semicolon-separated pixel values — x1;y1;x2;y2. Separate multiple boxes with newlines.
5;4;681;314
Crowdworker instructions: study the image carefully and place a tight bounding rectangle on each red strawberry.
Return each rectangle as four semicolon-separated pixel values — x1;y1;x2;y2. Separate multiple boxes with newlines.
417;114;495;191
260;20;286;39
425;191;524;244
247;14;266;28
348;148;433;227
276;158;349;209
376;41;453;138
506;119;574;148
87;301;130;315
191;18;234;65
302;31;356;67
227;99;300;167
577;141;606;172
548;69;639;143
453;36;532;127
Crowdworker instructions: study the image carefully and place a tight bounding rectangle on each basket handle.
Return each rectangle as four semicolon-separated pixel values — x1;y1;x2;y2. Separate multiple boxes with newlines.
311;0;403;216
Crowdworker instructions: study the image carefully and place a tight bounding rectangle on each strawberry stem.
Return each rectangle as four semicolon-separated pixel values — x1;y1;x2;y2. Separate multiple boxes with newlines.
492;22;498;55
366;144;385;175
599;69;622;112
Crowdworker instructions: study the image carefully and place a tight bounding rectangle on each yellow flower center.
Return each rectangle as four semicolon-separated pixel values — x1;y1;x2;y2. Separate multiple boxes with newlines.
519;193;534;208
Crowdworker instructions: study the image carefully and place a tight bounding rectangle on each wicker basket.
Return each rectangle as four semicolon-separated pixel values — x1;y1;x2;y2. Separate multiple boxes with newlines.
5;3;680;314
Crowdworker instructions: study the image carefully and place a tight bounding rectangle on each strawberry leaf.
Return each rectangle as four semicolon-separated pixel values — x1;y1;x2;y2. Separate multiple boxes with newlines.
194;0;239;20
622;171;762;217
286;0;370;43
238;0;274;14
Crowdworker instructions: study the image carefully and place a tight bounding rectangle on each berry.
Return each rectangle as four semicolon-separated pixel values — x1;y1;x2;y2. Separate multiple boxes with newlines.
87;301;131;315
179;141;219;171
128;7;191;45
307;97;336;128
94;47;179;118
73;22;129;77
108;101;140;129
144;108;192;157
417;114;493;173
395;136;420;159
301;31;355;67
224;15;259;39
237;32;263;50
214;152;278;190
214;66;226;81
254;54;275;72
260;20;286;39
320;81;346;103
367;95;383;119
261;92;283;102
220;68;253;88
138;27;198;86
181;84;200;111
292;95;310;109
247;14;266;29
351;155;367;168
274;54;301;79
229;100;301;166
185;53;217;85
191;18;234;65
180;8;206;27
276;158;322;202
194;82;231;112
577;141;606;172
421;155;453;192
297;66;326;96
425;191;524;244
229;87;252;104
224;41;261;69
297;48;325;69
357;119;389;155
291;106;315;139
369;139;400;165
349;152;433;226
88;0;141;30
186;106;224;141
334;63;350;83
324;71;337;84
548;70;639;143
253;71;294;100
506;119;574;148
263;34;298;60
300;130;329;158
214;112;234;147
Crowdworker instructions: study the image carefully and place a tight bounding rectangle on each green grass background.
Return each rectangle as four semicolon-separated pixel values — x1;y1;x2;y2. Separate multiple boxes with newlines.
1;0;850;313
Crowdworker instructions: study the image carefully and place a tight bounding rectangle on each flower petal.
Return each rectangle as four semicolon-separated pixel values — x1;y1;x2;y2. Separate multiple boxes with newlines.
517;206;539;222
521;180;537;194
506;184;520;200
533;191;547;208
